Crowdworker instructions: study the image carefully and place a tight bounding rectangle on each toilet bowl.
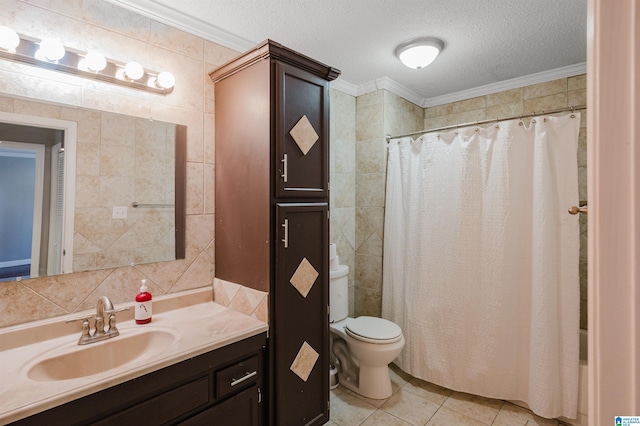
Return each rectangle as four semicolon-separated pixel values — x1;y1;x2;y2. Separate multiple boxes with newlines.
329;260;405;399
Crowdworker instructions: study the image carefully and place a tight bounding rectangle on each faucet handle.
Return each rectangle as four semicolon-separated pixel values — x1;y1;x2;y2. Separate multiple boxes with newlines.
66;316;93;345
104;306;129;335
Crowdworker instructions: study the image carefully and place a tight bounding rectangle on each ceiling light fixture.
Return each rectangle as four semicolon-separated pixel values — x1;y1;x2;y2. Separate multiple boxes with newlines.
395;37;444;69
0;27;175;95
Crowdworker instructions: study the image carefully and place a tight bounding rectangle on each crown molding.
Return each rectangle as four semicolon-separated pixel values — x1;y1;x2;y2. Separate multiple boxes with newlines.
330;78;358;96
107;1;585;109
420;62;587;107
106;0;255;52
331;62;587;107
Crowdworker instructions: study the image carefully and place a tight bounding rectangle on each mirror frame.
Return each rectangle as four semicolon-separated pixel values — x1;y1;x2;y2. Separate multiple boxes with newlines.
174;124;186;260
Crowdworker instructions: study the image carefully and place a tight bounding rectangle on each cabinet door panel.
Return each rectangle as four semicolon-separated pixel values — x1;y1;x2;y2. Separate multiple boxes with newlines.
274;203;328;426
179;387;259;426
276;63;329;199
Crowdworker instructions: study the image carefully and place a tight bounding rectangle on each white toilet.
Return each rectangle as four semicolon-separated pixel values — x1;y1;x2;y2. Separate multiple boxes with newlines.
329;259;405;400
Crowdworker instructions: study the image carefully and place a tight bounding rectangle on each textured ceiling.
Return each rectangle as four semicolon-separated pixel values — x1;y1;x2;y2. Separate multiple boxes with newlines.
114;0;587;101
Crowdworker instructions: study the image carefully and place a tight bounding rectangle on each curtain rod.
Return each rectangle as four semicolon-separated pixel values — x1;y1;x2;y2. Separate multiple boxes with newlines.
385;105;587;142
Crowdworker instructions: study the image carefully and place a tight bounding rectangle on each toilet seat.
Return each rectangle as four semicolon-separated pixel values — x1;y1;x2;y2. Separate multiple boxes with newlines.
345;316;403;344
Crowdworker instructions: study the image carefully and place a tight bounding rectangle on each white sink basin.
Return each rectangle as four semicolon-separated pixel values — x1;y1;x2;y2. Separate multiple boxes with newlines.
26;327;177;382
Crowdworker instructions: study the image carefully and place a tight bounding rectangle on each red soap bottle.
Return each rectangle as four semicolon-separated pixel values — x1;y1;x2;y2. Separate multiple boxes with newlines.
135;279;152;324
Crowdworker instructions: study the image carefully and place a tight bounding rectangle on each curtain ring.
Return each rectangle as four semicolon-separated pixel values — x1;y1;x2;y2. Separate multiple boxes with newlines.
455;124;459;135
570;105;576;118
495;117;499;129
518;114;524;126
475;121;480;132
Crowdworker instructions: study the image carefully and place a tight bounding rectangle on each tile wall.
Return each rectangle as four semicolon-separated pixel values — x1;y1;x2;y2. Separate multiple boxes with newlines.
329;88;357;316
0;0;243;328
354;91;423;317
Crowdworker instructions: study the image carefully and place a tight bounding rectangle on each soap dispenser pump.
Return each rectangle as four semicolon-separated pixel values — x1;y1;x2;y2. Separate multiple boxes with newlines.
135;279;152;324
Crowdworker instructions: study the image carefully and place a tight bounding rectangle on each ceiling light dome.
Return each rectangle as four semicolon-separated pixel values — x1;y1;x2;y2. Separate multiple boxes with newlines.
395;37;444;69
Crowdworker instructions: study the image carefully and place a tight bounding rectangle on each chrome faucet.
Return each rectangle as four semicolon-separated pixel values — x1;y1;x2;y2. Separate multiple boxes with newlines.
67;296;129;345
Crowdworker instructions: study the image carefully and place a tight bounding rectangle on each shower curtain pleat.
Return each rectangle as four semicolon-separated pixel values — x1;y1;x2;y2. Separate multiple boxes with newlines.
382;114;580;420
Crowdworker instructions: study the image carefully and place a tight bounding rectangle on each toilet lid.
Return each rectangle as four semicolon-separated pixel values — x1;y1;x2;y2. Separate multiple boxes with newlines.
345;316;403;344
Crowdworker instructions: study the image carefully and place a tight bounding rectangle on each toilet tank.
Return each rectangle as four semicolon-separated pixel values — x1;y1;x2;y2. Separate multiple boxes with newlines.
329;265;349;323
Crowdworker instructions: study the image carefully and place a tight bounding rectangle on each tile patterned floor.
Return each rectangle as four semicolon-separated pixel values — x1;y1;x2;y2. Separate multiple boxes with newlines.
325;365;570;426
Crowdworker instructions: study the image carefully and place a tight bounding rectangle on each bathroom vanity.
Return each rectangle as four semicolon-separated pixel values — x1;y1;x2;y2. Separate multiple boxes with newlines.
0;288;268;425
10;334;266;425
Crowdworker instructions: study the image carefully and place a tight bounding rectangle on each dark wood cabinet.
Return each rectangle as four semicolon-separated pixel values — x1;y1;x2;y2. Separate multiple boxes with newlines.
10;333;266;426
210;40;339;426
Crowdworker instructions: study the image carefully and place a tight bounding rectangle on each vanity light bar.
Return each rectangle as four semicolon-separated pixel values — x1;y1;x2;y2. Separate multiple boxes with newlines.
0;31;175;95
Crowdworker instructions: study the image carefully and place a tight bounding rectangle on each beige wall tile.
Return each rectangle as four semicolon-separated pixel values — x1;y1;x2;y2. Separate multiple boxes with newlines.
523;78;567;100
356;138;387;174
356;103;384;141
150;20;203;60
568;89;587;107
82;0;150;42
523;93;568;112
333;172;356;208
355;253;382;293
452;96;486;114
356;173;386;207
204;41;240;67
354;286;381;317
186;162;204;214
0;282;67;328
356;90;384;108
568;74;587;91
485;102;524;120
486;88;523;107
204;164;215;214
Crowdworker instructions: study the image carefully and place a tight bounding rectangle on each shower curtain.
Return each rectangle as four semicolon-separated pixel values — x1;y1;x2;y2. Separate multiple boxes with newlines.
382;114;580;419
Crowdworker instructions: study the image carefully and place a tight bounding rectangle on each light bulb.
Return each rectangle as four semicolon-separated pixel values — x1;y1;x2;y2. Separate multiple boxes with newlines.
123;61;144;81
38;38;65;61
155;71;175;89
0;26;19;52
84;50;106;72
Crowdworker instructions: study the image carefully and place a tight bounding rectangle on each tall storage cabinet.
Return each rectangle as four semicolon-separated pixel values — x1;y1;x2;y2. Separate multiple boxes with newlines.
210;40;340;426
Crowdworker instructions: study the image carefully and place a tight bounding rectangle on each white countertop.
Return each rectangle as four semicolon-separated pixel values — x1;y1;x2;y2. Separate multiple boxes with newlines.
0;287;268;424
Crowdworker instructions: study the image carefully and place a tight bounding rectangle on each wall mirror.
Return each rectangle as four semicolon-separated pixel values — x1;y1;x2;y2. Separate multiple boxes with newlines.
0;104;186;282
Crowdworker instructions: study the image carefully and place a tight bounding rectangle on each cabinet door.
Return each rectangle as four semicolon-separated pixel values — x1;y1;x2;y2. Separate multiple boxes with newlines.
275;62;329;199
179;387;260;426
273;203;328;425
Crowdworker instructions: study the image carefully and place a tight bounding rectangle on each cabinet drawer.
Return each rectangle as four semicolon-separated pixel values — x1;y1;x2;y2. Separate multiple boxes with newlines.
94;375;210;425
216;355;260;399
